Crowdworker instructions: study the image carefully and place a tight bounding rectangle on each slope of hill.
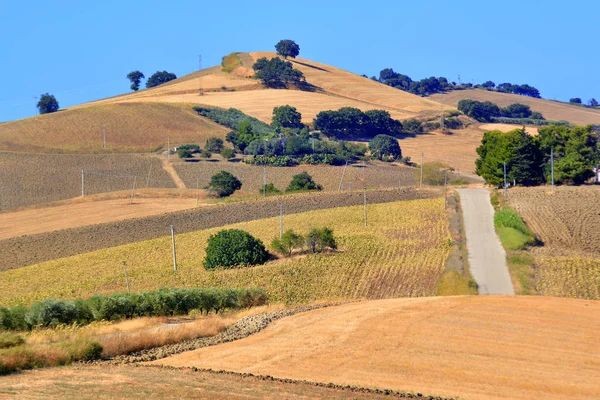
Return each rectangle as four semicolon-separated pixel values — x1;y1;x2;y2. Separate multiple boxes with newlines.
429;89;600;126
154;296;600;400
0;102;228;153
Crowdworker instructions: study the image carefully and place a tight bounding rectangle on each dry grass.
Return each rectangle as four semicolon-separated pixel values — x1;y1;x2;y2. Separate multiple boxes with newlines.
154;296;600;400
0;102;228;153
430;89;600;126
479;123;539;135
0;198;451;306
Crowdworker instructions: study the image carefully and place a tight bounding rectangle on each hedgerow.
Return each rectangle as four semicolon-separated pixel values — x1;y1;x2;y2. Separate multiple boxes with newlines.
193;106;273;136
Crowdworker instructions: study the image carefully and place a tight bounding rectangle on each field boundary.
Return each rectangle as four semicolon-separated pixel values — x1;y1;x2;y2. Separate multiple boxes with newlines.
0;188;440;271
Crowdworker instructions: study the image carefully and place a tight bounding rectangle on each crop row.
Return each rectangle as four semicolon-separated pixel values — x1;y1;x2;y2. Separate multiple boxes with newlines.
536;256;600;300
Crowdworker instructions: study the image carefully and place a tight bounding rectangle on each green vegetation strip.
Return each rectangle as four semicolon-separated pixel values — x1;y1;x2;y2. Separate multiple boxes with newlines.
494;207;535;250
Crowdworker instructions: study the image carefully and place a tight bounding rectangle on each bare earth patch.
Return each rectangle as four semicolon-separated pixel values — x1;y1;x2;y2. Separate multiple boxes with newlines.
152;296;600;400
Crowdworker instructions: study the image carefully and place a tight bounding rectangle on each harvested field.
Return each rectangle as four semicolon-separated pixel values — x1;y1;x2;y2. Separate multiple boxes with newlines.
0;197;198;240
174;160;416;193
429;89;600;125
0;152;175;210
154;296;600;400
0;102;228;153
0;188;438;271
0;365;440;400
509;186;600;299
0;196;450;306
479;123;539;136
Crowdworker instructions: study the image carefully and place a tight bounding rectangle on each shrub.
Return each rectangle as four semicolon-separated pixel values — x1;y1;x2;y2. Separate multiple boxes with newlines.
178;149;194;159
200;150;212;159
286;172;323;192
220;147;236;159
260;183;281;195
271;230;304;257
205;137;224;153
24;299;79;328
204;229;269;270
0;333;24;349
368;134;402;160
209;171;242;197
306;227;337;254
402;118;423;133
178;144;200;153
193;106;273;137
418;162;451;186
494;208;532;236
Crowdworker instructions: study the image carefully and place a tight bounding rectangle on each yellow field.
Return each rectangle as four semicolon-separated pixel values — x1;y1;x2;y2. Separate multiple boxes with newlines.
535;256;600;299
430;89;600;126
0;102;228;153
479;123;539;136
0;198;451;306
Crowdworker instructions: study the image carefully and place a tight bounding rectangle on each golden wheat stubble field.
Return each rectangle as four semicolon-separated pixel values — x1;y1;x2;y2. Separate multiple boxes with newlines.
509;186;600;299
0;197;451;306
429;89;600;126
152;296;600;400
0;102;228;153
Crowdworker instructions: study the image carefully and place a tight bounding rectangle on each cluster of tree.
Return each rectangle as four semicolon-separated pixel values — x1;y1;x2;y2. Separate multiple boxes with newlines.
271;227;336;258
253;57;304;88
177;138;230;159
127;70;177;90
492;83;541;98
377;68;449;96
570;97;598;107
458;99;544;122
476;125;599;186
36;93;59;114
314;108;402;139
194;106;273;136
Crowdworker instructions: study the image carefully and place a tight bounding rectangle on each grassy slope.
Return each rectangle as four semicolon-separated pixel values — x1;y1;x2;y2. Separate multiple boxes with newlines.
429;89;600;125
0;198;451;306
0;102;228;153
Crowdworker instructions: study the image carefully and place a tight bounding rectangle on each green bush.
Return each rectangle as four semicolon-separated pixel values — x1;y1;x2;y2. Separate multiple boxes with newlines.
204;229;269;270
402;118;423;134
260;183;281;195
494;208;535;250
25;299;79;329
178;144;200;153
306;227;337;254
271;230;304;257
494;208;531;235
0;332;24;349
178;149;194;159
200;150;212;159
286;172;323;192
368;134;402;160
209;171;242;197
220;147;235;159
205;137;224;153
490;117;570;126
194;106;273;136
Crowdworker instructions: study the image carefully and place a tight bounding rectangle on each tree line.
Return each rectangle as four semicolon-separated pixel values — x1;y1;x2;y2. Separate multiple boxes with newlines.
476;125;599;186
458;99;544;122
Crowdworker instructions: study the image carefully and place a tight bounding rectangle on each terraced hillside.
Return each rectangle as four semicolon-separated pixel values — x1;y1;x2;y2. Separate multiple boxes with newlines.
429;90;600;126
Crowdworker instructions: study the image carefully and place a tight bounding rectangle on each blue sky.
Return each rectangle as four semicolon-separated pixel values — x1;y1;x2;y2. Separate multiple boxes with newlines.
1;0;598;122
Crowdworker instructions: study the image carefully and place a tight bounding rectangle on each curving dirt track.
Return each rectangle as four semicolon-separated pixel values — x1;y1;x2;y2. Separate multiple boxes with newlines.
0;188;439;271
153;296;600;400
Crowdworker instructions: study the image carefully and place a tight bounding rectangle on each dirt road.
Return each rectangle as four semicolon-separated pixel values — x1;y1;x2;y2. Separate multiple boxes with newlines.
457;188;514;294
151;296;600;400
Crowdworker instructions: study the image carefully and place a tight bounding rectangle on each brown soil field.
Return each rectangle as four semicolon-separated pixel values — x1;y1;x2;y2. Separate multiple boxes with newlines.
0;197;198;240
478;123;539;135
0;152;175;210
0;102;228;153
429;90;600;125
0;188;439;271
154;296;600;400
0;365;443;400
174;160;417;193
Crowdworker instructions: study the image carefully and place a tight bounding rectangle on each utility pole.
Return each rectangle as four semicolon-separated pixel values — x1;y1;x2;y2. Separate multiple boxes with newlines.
81;169;85;197
170;225;177;271
146;163;152;187
503;162;508;200
363;186;368;227
167;137;171;161
279;203;283;239
420;153;424;187
551;148;555;190
102;125;107;149
122;261;131;294
338;161;348;192
130;176;137;204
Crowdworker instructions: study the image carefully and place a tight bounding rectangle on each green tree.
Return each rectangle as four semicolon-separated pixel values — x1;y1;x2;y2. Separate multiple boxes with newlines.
569;98;582;104
178;149;194;159
275;39;300;59
205;137;224;152
286;172;322;192
368;134;402;160
146;71;177;88
126;71;145;91
253;57;304;88
209;171;242;197
588;98;599;107
204;229;269;269
271;229;304;257
306;227;337;254
458;99;500;122
272;105;303;129
501;103;532;118
220;147;236;159
37;93;59;114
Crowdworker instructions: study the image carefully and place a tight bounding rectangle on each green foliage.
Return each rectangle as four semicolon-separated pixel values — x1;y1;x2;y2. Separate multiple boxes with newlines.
271;230;304;257
178;144;200;153
286;172;323;192
495;208;535;250
0;332;24;349
221;53;241;73
209;171;242;197
37;93;59;114
25;299;79;329
204;229;269;269
275;39;300;59
253;57;304;88
244;155;298;167
368;134;402;160
495;208;532;235
589;98;599;107
570;97;582;104
193;106;273;137
378;68;448;95
178;149;194;159
126;71;145;91
402;118;423;134
200;150;212;158
272;105;303;129
205;137;224;153
220;147;236;159
146;71;177;88
491;117;568;126
458;99;501;122
419;162;451;185
314;107;402;139
260;183;281;195
306;227;337;254
501;103;532;118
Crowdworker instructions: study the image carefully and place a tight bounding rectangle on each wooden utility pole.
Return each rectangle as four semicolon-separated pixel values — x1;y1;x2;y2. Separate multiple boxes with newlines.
170;225;177;271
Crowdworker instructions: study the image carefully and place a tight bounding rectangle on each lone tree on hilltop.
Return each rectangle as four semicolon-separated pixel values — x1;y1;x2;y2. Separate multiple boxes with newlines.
37;93;59;114
272;105;303;129
209;170;242;197
569;97;582;104
275;39;300;59
146;71;177;88
126;71;145;91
